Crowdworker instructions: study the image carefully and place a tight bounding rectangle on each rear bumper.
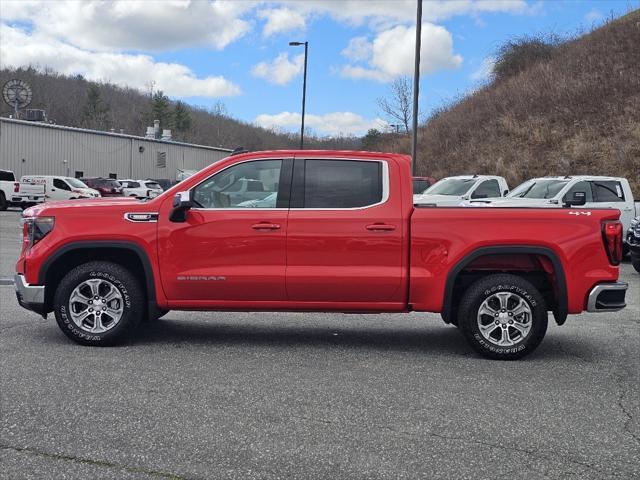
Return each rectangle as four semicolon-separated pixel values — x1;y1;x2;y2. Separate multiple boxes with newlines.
587;282;628;312
14;273;46;316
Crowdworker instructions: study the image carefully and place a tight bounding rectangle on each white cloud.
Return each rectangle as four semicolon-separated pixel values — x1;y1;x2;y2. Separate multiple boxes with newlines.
275;0;531;26
341;23;462;82
341;37;372;62
584;9;604;23
0;24;241;98
258;7;306;36
255;111;387;136
0;0;253;51
252;53;304;86
470;56;496;81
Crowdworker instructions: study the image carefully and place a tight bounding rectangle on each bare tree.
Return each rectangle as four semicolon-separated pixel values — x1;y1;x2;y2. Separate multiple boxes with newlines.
377;76;412;134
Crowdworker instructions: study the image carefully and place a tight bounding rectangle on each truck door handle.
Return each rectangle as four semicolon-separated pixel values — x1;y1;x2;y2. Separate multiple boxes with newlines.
252;222;281;230
366;223;396;231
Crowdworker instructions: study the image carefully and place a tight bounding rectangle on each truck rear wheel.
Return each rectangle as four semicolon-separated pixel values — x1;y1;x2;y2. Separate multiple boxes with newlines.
53;261;144;346
457;274;547;360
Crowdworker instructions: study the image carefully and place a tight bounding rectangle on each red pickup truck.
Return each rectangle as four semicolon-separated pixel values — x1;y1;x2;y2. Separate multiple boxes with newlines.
15;150;628;359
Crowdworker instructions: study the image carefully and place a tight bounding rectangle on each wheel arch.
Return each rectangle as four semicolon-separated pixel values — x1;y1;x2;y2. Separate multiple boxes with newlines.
442;246;568;325
39;241;157;314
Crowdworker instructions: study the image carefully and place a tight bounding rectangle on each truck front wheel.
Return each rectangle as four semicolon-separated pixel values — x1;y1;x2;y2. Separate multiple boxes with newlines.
458;274;548;360
0;192;7;211
53;261;144;346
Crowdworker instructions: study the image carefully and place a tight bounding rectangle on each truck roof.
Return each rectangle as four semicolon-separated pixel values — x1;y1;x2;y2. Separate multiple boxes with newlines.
527;175;628;182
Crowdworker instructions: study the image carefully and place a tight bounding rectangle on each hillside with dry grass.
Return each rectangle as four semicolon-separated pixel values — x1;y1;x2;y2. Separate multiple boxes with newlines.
380;10;640;194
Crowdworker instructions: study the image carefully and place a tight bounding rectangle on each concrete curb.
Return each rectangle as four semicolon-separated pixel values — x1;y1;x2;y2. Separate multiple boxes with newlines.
0;278;14;286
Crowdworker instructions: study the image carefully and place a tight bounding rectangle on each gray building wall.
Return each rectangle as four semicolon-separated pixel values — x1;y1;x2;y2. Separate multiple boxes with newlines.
0;118;231;180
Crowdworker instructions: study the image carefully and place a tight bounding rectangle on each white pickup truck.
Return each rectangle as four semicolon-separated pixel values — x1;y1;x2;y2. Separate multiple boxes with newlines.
0;169;45;210
471;175;639;245
413;175;509;206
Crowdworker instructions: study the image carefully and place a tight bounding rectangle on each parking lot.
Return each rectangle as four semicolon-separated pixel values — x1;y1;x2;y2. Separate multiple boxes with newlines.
0;208;638;479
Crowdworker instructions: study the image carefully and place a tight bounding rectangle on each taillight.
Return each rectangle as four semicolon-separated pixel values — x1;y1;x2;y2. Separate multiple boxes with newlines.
14;182;19;193
602;220;623;265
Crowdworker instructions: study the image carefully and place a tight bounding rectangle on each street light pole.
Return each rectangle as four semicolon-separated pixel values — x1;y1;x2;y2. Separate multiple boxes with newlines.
411;0;422;176
289;41;308;149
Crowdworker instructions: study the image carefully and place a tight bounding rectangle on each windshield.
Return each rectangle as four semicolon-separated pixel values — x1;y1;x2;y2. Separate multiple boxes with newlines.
508;179;568;199
66;178;89;188
425;178;475;196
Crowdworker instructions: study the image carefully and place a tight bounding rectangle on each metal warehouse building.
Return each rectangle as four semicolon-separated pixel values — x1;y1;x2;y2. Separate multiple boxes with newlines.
0;117;231;181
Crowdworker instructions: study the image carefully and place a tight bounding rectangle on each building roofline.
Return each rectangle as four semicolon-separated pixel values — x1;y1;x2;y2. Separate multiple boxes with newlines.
0;116;233;153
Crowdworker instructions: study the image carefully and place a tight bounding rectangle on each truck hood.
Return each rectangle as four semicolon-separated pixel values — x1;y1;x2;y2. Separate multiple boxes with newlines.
413;194;465;206
24;196;142;216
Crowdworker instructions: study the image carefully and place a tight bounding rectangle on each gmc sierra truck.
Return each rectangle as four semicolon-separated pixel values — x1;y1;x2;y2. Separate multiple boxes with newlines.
15;150;628;360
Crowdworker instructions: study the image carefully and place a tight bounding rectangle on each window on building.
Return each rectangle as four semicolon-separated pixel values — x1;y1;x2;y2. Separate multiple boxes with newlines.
109;173;117;179
156;151;167;168
74;171;84;178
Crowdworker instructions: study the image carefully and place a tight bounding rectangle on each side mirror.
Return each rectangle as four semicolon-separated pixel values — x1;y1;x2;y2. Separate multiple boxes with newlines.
503;190;509;196
563;191;587;207
169;191;193;222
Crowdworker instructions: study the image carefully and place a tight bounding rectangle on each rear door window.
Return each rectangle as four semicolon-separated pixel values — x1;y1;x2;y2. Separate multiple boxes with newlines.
297;159;383;209
591;181;625;202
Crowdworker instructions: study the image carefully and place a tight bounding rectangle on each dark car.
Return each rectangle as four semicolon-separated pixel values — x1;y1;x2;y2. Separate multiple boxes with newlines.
412;176;437;195
80;178;124;197
627;216;640;273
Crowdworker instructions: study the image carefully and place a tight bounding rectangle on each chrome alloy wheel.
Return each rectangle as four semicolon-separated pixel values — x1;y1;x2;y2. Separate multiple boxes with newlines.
68;279;124;334
477;292;532;347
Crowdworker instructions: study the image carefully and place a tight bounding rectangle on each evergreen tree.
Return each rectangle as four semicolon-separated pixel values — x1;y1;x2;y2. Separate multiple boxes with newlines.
361;128;383;150
82;84;109;130
173;101;192;140
151;91;172;132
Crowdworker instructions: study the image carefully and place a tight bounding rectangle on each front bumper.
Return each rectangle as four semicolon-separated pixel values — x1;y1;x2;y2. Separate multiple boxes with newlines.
14;274;46;316
586;282;628;312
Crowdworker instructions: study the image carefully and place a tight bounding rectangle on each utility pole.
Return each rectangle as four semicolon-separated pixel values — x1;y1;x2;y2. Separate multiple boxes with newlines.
411;0;423;176
290;41;309;149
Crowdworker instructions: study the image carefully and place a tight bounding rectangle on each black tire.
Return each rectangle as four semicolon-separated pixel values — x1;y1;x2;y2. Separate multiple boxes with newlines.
458;274;548;360
632;258;640;274
0;192;7;211
53;261;144;346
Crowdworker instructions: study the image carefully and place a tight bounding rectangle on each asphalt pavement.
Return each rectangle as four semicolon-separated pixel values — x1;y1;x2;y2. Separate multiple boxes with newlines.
0;209;638;479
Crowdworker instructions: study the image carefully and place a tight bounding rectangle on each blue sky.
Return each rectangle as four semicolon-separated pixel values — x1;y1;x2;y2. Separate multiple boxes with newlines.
0;0;636;136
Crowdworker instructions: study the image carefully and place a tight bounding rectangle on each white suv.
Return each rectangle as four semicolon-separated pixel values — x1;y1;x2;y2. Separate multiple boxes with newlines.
119;180;164;199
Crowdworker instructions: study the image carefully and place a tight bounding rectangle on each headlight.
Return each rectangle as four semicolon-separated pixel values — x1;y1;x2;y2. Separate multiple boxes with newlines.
21;216;55;249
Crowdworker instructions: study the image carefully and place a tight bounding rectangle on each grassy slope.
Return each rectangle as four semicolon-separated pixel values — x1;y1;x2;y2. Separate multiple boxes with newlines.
412;10;640;194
